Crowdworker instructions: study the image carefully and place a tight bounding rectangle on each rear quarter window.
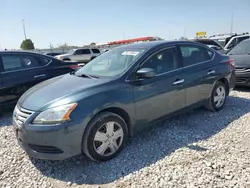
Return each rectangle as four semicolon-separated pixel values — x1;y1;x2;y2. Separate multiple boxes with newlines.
40;57;52;65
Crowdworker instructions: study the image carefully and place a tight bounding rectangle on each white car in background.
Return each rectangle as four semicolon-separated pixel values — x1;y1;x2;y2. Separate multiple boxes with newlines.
55;48;101;64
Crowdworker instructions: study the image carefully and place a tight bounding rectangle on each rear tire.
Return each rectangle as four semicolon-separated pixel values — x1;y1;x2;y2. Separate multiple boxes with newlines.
82;112;128;162
205;81;227;112
63;58;71;61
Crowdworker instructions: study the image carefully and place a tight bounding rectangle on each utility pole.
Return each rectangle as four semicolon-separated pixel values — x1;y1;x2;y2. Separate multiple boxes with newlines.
49;43;53;52
22;19;27;40
230;13;234;34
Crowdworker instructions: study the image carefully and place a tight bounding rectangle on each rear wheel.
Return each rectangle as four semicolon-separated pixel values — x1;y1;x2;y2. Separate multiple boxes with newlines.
63;58;71;61
205;81;227;111
82;112;128;162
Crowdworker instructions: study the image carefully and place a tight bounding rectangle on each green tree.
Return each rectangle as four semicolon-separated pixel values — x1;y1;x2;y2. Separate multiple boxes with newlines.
20;39;35;50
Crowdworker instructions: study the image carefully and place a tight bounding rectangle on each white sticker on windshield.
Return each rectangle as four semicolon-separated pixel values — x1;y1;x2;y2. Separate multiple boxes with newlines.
122;51;140;56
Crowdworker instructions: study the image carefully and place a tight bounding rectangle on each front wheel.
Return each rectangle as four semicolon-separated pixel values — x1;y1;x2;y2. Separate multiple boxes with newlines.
82;112;128;162
205;81;227;111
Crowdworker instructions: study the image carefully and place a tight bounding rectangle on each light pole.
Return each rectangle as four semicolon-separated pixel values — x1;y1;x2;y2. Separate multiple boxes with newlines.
230;13;234;34
22;19;27;40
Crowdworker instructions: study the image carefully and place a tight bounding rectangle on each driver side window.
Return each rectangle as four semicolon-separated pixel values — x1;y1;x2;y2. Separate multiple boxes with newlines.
141;47;177;75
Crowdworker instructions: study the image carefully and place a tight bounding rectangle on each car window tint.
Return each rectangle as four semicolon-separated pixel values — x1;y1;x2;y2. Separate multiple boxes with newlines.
237;36;249;44
180;45;212;67
74;50;82;55
229;40;250;55
40;57;51;65
81;49;91;54
2;55;23;71
141;48;177;74
92;49;100;53
246;41;250;53
21;55;40;68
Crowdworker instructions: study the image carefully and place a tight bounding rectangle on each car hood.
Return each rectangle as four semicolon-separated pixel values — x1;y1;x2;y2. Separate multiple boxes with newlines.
230;54;250;68
18;74;111;111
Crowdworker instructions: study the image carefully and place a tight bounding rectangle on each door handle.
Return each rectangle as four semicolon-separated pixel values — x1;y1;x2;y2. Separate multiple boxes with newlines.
34;74;46;79
173;79;184;85
207;70;215;75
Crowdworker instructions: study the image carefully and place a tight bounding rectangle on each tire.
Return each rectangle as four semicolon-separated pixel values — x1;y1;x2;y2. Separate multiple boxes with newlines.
63;58;71;61
205;81;227;112
90;56;96;60
82;112;128;162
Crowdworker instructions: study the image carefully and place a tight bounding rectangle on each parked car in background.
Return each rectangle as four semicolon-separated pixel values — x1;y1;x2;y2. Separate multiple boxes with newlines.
227;39;250;86
43;52;62;57
0;51;80;110
55;48;101;64
189;38;226;54
13;41;235;162
209;32;250;52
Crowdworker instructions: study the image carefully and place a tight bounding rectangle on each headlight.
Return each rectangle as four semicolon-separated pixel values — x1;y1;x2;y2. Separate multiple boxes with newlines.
32;103;77;125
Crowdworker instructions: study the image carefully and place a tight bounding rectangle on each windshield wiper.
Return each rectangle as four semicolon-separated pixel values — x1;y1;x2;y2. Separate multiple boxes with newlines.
77;73;99;79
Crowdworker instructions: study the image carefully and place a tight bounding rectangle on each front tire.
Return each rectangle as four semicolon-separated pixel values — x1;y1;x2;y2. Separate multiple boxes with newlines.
205;81;227;111
82;112;128;162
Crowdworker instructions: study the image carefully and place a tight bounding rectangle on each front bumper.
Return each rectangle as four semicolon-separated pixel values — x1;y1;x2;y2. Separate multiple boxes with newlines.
235;71;250;86
12;111;84;160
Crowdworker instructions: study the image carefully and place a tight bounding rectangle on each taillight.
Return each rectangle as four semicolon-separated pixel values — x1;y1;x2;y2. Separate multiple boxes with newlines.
225;59;235;68
69;65;81;70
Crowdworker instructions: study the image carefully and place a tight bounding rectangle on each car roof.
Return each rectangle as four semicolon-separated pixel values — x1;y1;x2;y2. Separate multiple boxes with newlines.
114;40;198;50
0;50;56;59
0;50;43;55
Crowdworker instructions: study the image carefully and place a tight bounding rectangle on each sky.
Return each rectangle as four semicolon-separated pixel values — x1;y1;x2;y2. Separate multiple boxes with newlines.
1;0;250;49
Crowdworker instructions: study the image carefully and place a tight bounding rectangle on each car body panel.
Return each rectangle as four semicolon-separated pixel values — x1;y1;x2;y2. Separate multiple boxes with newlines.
229;39;250;86
0;51;78;109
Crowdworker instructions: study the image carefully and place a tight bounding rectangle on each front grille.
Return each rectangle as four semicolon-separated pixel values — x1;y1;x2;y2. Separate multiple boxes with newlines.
236;77;249;83
13;106;33;128
28;144;63;154
235;67;250;73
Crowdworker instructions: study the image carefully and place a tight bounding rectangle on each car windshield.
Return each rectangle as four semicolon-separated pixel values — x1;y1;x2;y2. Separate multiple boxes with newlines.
75;48;145;77
67;49;76;54
228;40;250;55
214;39;226;47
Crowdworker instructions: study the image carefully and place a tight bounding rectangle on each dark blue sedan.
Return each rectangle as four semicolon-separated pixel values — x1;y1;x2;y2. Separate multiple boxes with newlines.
13;41;235;162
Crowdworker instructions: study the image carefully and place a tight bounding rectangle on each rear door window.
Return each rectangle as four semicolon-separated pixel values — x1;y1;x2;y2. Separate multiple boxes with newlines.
179;45;213;67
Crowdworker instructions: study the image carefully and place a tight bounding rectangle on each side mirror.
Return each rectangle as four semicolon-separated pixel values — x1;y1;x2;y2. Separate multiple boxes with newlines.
136;68;156;79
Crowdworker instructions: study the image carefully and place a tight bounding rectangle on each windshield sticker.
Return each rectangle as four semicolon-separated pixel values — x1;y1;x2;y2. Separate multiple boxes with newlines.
122;51;140;56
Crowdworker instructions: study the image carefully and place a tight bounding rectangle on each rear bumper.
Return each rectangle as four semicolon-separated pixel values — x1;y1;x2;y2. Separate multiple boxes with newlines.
235;71;250;86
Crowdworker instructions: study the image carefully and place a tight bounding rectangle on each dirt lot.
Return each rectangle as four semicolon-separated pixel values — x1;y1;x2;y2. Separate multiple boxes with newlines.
0;89;250;188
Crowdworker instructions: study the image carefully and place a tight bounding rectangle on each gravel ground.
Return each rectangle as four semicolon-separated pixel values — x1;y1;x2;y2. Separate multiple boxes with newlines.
0;89;250;188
